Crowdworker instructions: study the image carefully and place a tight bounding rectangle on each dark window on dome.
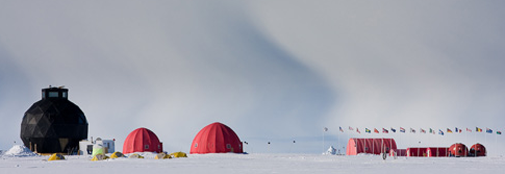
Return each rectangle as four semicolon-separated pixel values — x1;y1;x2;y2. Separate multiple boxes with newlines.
145;145;149;149
226;144;231;149
49;92;59;98
62;92;67;98
194;143;198;148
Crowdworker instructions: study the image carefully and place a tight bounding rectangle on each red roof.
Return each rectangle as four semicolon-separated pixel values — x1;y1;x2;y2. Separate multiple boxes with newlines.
449;143;468;157
190;122;243;154
469;143;486;157
123;127;163;154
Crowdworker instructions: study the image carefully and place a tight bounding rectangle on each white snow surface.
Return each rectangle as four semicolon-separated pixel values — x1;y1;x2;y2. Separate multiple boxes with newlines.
2;145;38;157
0;153;504;174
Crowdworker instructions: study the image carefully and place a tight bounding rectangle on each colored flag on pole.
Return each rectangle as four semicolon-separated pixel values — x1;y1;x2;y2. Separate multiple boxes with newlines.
430;128;435;134
466;128;472;132
476;127;483;132
455;127;459;133
391;128;396;133
339;127;344;132
447;128;453;133
374;128;379;133
420;128;426;133
324;127;328;132
410;128;416;133
357;128;361;134
439;129;444;135
349;126;354;131
383;128;389;133
498;131;502;135
486;128;493;133
400;127;406;133
365;128;371;133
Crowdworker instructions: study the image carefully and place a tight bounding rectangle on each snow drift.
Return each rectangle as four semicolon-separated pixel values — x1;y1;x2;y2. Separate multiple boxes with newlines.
2;145;38;157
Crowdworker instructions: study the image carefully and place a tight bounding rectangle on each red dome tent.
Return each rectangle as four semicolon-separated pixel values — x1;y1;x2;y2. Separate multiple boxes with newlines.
123;127;163;154
190;122;243;154
346;138;397;155
469;143;486;157
449;143;468;157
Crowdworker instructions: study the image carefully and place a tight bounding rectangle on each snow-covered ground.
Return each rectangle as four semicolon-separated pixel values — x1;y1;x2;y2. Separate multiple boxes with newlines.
1;148;504;174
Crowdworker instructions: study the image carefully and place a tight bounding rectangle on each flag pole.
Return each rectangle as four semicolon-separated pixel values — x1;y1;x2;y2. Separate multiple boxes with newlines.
323;127;326;153
495;131;498;156
337;128;339;155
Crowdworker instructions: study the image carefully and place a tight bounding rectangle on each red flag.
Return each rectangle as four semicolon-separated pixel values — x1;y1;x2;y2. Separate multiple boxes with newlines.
382;128;389;133
374;128;379;133
420;129;426;133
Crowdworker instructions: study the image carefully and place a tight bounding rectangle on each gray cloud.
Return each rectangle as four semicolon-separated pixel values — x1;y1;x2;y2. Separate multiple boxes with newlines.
0;1;333;153
1;1;504;154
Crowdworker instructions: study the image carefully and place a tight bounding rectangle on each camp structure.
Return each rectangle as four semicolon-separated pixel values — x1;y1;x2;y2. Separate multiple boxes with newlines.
405;147;450;157
389;149;406;157
449;143;468;157
407;148;428;157
190;122;243;154
469;143;486;157
426;147;449;157
110;151;125;159
123;127;163;154
169;151;188;158
346;138;397;155
155;152;172;159
91;154;109;161
79;137;115;155
128;153;144;159
48;153;65;161
20;87;88;154
91;144;105;157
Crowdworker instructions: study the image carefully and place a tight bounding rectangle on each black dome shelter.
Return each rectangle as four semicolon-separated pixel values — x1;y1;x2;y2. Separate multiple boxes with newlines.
20;86;88;154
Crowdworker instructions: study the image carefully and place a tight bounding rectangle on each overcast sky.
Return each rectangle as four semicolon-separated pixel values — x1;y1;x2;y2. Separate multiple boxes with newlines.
1;1;505;154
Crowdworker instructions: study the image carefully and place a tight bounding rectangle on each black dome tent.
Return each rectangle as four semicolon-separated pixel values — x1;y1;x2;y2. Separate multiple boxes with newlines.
20;86;88;154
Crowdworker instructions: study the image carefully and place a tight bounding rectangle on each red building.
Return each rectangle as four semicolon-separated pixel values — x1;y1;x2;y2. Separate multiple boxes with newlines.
346;138;397;155
407;147;428;157
190;122;243;154
390;149;407;157
449;143;468;157
427;147;449;157
469;143;486;157
405;147;449;157
123;127;163;154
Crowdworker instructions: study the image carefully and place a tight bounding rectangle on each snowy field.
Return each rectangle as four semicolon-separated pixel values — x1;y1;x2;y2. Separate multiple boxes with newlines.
1;151;504;174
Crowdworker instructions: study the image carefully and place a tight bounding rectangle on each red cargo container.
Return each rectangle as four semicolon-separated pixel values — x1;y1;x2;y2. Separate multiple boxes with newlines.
407;147;429;157
389;149;407;157
346;138;397;155
427;147;449;157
